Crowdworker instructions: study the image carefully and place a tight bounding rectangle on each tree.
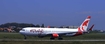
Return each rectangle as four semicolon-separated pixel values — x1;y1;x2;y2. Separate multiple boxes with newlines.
0;22;36;32
35;24;40;27
41;24;44;27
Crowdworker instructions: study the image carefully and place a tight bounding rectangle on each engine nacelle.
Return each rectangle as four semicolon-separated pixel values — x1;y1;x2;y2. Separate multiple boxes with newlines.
52;33;59;38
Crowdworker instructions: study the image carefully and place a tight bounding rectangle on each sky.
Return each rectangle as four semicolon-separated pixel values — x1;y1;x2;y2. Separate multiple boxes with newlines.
0;0;105;30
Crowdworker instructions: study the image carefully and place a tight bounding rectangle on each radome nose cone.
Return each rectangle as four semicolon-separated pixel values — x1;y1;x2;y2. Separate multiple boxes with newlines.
19;31;22;33
19;30;24;34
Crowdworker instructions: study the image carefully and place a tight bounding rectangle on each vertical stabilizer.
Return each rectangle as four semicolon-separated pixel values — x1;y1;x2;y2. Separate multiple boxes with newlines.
78;16;91;32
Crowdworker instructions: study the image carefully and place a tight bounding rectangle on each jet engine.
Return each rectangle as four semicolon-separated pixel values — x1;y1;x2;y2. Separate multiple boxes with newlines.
52;33;59;38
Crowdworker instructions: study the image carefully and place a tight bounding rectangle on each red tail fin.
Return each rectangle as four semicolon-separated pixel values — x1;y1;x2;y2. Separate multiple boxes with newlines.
78;16;91;32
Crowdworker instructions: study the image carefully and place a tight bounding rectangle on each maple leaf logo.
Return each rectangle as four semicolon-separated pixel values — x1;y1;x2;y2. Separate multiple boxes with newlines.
82;20;89;26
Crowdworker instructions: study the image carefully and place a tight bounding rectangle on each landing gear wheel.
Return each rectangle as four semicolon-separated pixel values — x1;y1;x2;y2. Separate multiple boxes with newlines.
50;37;55;40
58;38;63;40
24;35;27;39
24;37;27;39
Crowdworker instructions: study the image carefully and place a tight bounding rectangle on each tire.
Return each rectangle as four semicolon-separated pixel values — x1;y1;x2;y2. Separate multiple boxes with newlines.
58;38;63;40
50;37;55;40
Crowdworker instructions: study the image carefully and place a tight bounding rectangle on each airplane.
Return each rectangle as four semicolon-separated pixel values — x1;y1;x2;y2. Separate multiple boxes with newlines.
19;16;93;40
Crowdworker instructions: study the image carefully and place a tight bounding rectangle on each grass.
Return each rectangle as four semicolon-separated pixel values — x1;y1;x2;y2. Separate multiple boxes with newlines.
0;32;105;44
0;32;105;39
64;33;105;40
0;41;105;44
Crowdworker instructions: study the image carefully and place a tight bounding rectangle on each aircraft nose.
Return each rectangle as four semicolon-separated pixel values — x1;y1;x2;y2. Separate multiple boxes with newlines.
19;30;25;34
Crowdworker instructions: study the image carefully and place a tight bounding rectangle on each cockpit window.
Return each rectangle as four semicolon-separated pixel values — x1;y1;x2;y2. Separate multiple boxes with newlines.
21;29;25;31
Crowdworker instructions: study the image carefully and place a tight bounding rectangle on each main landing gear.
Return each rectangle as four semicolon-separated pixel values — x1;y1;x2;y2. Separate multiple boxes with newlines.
50;37;55;40
58;37;63;40
50;36;63;40
24;35;27;39
50;37;63;40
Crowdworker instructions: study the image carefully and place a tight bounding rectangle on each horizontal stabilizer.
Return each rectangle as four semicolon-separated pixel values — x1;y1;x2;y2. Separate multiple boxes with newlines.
89;24;94;31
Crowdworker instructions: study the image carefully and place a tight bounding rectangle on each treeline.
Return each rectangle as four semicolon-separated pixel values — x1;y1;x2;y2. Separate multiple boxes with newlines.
0;22;44;32
0;22;44;28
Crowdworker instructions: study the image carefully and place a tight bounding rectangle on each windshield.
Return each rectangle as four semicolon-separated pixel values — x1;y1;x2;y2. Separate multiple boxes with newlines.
21;29;25;31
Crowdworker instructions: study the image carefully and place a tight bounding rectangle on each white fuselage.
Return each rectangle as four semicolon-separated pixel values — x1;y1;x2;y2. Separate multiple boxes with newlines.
19;27;78;36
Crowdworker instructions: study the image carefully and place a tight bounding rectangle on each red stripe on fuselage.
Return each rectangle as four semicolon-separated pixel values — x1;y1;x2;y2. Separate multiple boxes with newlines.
74;27;83;36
